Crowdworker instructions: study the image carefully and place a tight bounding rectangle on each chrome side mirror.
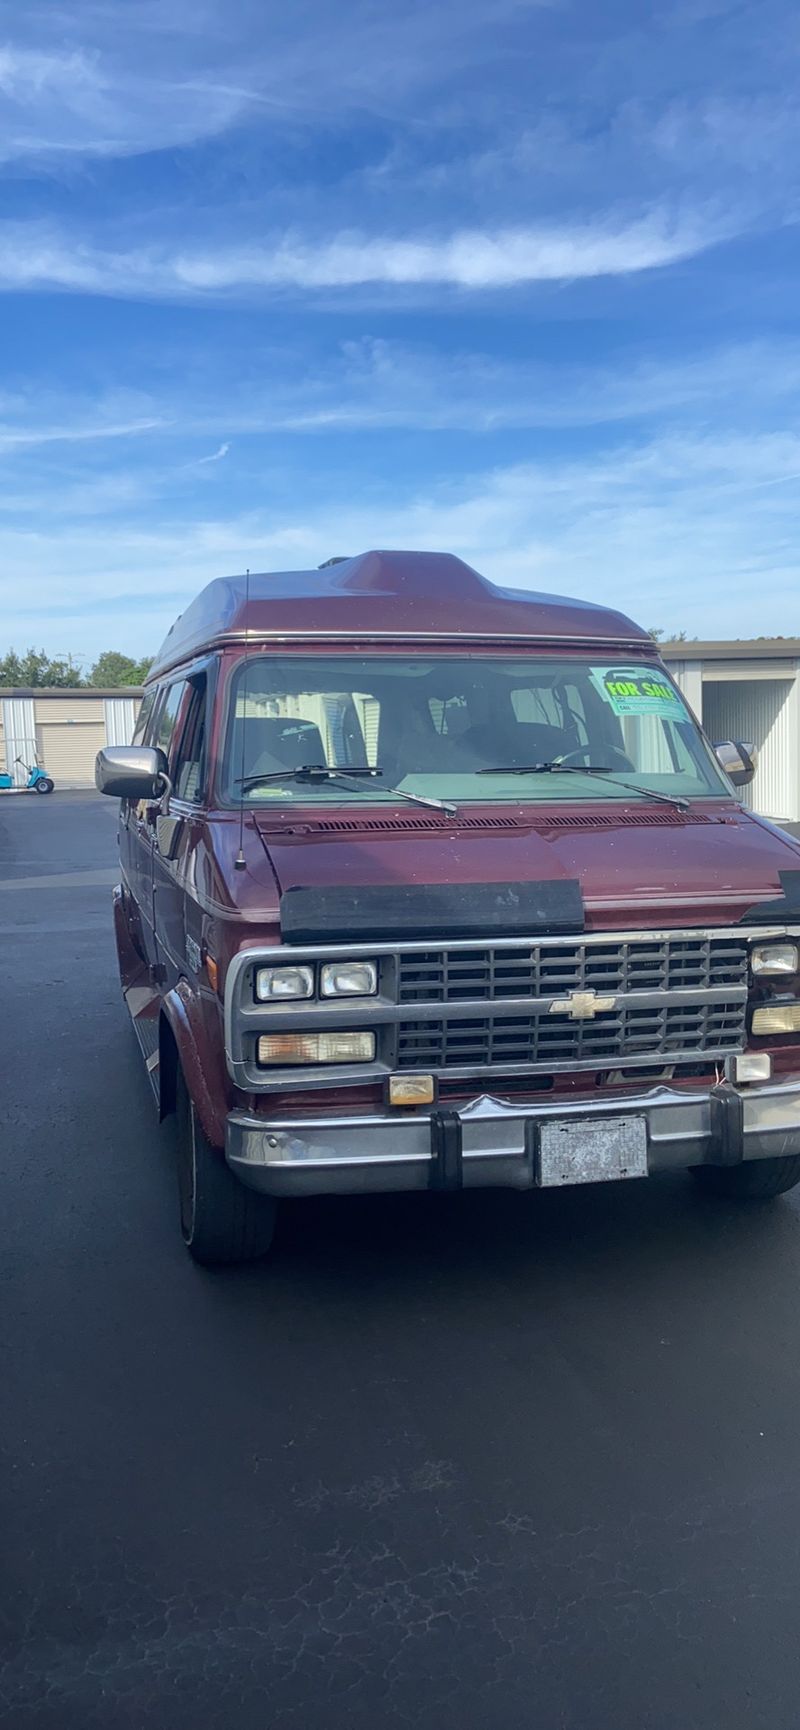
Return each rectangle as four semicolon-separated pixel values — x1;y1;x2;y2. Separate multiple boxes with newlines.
714;740;758;789
95;745;169;799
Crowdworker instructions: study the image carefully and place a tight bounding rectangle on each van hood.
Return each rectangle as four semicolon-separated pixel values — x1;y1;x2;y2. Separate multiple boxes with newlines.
252;804;800;930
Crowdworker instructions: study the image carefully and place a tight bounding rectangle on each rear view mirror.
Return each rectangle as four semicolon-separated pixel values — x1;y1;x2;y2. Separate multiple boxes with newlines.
95;746;168;799
714;740;758;789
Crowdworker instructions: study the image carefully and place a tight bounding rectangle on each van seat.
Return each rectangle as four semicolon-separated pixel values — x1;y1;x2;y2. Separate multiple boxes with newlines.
459;720;567;767
244;717;327;775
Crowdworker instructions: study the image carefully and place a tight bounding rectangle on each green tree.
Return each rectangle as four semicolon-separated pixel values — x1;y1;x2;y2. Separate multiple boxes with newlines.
88;651;152;687
0;647;83;687
0;649;23;683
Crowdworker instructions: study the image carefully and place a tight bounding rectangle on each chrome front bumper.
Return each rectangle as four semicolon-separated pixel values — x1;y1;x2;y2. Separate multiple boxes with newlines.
225;1079;800;1197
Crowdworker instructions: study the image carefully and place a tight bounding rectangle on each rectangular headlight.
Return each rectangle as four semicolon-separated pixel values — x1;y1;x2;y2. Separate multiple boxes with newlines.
255;964;314;1001
751;1003;800;1035
257;1031;376;1066
751;943;800;976
319;960;378;997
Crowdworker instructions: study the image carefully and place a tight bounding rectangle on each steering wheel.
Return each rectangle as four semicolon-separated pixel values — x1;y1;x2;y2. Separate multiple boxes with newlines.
556;744;635;771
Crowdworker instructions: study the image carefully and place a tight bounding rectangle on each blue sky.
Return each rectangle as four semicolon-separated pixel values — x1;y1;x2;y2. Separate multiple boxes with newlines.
1;0;799;664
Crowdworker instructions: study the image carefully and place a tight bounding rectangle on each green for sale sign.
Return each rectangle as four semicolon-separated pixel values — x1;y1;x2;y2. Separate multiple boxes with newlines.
594;667;688;721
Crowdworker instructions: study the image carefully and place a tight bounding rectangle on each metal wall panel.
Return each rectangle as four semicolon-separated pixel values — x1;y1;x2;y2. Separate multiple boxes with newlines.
669;660;704;722
34;696;104;723
2;697;36;785
104;698;137;747
701;678;798;820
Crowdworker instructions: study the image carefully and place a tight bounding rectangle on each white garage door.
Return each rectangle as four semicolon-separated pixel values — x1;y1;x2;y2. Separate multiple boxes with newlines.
37;723;106;786
702;680;796;821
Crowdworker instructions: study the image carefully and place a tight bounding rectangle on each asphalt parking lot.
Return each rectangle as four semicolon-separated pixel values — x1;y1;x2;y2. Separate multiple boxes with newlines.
4;790;800;1728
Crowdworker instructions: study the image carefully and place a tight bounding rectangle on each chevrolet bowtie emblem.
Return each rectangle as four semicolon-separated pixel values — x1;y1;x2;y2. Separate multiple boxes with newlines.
549;989;617;1021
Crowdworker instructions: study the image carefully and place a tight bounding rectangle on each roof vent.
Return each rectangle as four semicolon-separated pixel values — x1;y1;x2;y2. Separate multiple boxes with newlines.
318;556;350;568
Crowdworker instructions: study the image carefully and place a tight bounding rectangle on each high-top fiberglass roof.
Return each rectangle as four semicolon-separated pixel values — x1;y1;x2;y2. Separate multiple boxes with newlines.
148;550;649;679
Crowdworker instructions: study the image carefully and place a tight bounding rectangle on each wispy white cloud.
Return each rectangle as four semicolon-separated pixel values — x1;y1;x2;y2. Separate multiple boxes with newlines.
174;210;730;289
2;428;799;653
647;93;800;176
0;205;732;302
0;414;165;453
196;441;231;464
0;43;252;163
2;334;799;459
3;0;797;280
261;335;800;432
0;1;560;166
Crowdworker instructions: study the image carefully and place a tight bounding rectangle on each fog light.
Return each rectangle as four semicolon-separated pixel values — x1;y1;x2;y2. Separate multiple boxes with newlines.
256;1031;375;1066
751;943;799;976
255;964;314;1001
389;1073;435;1106
320;960;378;997
734;1052;772;1083
751;1004;800;1035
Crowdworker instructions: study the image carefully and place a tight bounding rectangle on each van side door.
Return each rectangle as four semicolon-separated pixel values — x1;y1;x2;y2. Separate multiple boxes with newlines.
136;680;187;972
152;671;209;988
118;685;157;956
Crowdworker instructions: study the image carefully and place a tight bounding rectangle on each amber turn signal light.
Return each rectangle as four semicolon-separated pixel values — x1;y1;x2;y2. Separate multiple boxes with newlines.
389;1074;435;1106
257;1031;375;1066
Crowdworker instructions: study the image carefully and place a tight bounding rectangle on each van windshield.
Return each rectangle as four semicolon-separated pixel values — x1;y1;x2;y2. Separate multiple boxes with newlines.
221;655;731;806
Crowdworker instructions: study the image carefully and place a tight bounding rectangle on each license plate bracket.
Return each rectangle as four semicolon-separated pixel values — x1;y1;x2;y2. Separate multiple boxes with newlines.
536;1116;648;1187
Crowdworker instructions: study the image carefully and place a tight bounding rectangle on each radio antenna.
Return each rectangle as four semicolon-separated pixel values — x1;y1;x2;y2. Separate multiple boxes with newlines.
234;567;251;871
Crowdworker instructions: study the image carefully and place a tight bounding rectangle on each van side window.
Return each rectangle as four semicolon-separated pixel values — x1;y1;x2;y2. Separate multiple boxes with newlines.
132;688;156;747
173;677;207;802
154;683;186;758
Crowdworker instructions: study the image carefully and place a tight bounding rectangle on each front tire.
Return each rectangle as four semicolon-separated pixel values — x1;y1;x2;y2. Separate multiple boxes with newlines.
692;1155;800;1199
175;1071;277;1265
35;777;54;794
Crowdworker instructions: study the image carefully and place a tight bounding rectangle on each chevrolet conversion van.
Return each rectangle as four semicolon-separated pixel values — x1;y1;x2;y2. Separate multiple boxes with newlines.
96;550;800;1264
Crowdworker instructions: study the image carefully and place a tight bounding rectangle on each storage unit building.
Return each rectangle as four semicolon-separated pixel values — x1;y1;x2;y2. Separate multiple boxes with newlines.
0;688;143;786
663;642;800;823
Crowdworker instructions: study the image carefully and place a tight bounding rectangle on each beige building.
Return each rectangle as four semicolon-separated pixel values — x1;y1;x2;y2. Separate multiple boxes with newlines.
0;687;143;787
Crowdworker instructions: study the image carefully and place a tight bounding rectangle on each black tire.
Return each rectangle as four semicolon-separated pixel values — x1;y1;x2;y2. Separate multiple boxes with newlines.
692;1155;800;1200
35;777;54;794
175;1070;277;1265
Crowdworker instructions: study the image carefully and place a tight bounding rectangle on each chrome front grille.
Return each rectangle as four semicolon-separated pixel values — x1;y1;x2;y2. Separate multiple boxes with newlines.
397;934;749;1004
397;999;746;1071
225;927;762;1091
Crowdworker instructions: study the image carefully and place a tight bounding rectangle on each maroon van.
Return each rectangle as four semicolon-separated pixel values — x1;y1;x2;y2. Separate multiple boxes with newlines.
95;550;800;1264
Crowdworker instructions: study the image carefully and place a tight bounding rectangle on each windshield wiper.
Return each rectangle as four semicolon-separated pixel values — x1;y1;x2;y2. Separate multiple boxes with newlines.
236;763;458;816
476;760;690;812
